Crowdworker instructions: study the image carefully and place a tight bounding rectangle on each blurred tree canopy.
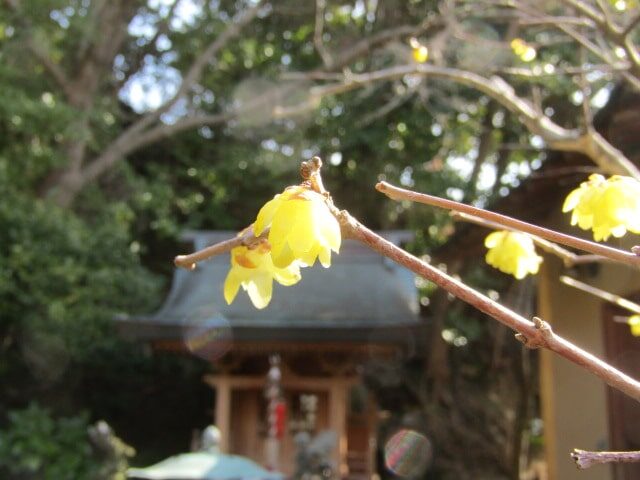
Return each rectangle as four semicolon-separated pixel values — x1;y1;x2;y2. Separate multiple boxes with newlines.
1;0;639;477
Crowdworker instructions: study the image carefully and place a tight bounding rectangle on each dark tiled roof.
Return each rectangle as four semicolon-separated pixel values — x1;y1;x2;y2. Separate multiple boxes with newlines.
117;231;421;344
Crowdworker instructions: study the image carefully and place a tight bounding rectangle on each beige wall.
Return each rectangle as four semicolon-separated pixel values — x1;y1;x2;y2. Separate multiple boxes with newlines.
538;229;640;480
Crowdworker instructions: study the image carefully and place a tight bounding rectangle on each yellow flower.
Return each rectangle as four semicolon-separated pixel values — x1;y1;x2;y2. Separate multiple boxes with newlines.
562;174;640;241
484;231;542;279
628;315;640;336
410;37;429;63
510;38;536;62
254;185;341;269
223;243;301;309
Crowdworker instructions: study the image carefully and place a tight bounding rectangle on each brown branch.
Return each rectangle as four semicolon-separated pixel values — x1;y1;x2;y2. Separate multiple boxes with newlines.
560;276;640;314
494;63;631;78
376;181;640;268
174;225;267;270
46;1;264;206
463;102;497;203
337;210;640;403
559;0;640;86
622;12;640;37
313;0;333;68
451;211;612;267
3;0;73;99
572;449;640;469
314;63;640;178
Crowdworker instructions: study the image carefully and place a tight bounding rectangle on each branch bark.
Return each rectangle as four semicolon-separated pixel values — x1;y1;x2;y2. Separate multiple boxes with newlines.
45;1;264;206
572;449;640;469
311;63;639;178
376;181;640;267
338;213;640;403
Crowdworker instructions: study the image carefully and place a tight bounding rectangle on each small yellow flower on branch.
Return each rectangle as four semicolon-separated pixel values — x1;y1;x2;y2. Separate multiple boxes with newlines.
224;243;302;309
410;37;428;63
628;315;640;336
562;174;640;241
484;231;542;279
254;185;341;269
510;38;536;62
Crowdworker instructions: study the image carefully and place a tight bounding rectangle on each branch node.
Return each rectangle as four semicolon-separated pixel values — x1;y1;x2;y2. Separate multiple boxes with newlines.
515;317;553;349
632;245;640;256
533;316;553;338
301;156;327;194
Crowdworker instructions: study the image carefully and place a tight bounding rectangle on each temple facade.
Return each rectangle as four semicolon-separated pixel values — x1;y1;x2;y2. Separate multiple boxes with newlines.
118;231;423;478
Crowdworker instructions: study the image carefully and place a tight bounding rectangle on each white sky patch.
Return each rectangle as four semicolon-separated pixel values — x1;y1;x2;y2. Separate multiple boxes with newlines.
591;84;612;108
330;152;343;166
529;135;545;149
446;155;474;181
120;61;182;113
477;162;496;191
446;187;464;201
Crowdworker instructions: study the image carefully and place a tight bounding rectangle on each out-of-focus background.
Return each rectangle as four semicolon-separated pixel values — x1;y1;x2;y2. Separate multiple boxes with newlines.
1;1;640;479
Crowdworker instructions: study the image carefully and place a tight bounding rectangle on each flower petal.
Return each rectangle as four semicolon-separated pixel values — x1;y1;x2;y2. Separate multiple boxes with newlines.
244;273;273;309
254;195;281;235
223;269;241;305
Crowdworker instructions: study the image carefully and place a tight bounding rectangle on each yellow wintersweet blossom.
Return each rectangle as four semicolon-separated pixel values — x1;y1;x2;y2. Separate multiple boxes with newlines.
510;38;536;62
562;174;640;241
484;231;542;279
254;185;341;269
410;37;429;63
628;315;640;336
223;243;301;309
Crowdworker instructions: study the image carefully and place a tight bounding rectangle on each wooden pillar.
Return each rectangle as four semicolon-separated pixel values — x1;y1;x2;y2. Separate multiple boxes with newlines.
329;380;348;478
215;375;231;453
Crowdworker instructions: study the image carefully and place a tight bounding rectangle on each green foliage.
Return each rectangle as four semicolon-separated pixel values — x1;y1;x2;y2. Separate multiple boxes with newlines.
0;404;133;480
0;184;161;404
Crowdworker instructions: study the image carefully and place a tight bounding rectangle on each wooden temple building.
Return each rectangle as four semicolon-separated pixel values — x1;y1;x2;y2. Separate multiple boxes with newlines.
118;231;422;478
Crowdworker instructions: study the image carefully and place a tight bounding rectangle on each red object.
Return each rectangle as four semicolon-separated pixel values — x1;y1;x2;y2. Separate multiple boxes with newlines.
274;400;287;438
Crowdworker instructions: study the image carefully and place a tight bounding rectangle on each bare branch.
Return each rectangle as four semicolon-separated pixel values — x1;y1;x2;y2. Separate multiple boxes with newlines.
314;63;640;178
561;0;608;28
129;0;265;134
560;276;640;314
572;449;640;469
47;1;265;206
3;0;73;98
314;0;333;68
339;212;640;403
451;211;613;267
494;63;630;78
622;11;640;37
376;181;640;268
174;226;267;270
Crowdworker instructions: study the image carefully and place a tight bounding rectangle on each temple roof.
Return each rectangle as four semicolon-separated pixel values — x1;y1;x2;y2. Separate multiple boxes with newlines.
117;231;422;346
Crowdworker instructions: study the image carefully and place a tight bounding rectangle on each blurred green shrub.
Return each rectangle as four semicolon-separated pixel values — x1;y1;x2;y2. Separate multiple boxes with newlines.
0;403;134;480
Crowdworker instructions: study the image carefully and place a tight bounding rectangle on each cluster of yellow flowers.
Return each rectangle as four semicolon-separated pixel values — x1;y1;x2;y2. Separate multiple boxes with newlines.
224;185;341;309
562;174;640;241
510;38;536;62
484;231;542;280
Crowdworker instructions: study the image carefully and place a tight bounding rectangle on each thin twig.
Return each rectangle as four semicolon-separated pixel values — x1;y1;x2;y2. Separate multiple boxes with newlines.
314;0;333;68
572;449;640;469
451;211;612;267
560;276;640;314
174;226;266;270
494;63;630;78
622;12;640;37
377;181;640;268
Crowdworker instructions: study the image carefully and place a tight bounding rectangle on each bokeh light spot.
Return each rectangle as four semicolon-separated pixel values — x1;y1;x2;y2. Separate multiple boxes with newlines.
384;429;432;477
183;308;232;362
